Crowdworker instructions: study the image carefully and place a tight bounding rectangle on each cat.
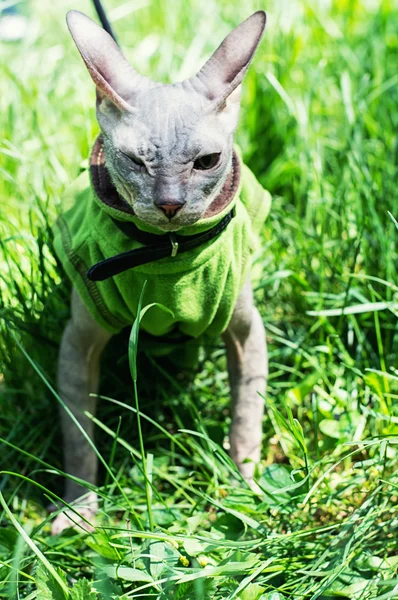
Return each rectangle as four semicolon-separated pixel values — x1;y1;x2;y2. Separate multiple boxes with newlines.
51;9;268;535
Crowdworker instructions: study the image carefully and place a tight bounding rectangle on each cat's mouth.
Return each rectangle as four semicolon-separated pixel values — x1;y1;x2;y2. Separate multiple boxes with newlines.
133;205;204;231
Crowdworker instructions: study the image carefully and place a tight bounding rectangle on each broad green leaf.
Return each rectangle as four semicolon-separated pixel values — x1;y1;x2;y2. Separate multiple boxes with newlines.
328;575;372;598
319;418;341;439
238;583;266;600
103;565;154;584
144;539;181;580
175;558;259;583
174;579;216;600
211;513;245;541
186;515;205;535
35;564;67;600
70;579;97;600
86;532;121;561
258;464;305;507
368;555;398;571
183;537;208;557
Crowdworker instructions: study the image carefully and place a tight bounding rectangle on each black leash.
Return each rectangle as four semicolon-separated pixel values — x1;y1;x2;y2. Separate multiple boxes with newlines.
87;209;235;281
92;0;119;45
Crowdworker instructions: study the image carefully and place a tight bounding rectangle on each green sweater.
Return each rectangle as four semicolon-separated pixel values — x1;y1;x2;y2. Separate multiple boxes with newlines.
53;143;271;337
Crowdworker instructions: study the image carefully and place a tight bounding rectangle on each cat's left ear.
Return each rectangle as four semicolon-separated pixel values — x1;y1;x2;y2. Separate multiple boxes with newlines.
66;10;153;113
192;11;266;109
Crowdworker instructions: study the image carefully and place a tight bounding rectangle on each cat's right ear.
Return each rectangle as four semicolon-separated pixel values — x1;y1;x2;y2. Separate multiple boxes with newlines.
193;11;266;108
66;10;151;113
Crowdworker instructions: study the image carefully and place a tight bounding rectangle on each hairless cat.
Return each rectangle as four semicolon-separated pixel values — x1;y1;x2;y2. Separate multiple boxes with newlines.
51;8;269;535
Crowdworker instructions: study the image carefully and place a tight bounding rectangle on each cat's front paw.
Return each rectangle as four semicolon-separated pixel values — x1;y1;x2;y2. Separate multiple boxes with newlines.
237;462;263;496
244;477;263;497
50;492;98;535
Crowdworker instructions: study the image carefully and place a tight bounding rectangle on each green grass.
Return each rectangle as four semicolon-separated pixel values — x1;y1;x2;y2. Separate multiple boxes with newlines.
1;0;398;598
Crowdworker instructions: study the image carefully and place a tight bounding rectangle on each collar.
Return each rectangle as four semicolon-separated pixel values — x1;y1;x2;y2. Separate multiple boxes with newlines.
87;208;235;281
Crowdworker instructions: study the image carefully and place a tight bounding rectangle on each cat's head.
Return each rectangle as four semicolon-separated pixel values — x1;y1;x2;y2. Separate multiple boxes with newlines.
67;10;266;231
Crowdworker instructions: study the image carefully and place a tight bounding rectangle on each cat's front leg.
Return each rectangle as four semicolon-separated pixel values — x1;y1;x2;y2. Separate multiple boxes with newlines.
51;288;112;535
222;280;267;486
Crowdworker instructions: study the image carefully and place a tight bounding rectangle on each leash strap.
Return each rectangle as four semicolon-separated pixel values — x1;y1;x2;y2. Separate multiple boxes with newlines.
87;208;235;281
92;0;119;44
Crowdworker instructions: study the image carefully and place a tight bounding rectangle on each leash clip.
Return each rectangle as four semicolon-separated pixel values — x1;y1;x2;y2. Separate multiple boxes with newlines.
169;233;179;258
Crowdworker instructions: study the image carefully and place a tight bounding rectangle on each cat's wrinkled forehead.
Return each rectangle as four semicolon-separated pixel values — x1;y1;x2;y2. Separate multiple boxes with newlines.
117;84;218;163
135;85;206;126
134;85;207;149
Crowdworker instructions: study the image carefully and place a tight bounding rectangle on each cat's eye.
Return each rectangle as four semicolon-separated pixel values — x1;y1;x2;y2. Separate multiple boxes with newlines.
193;153;221;171
120;150;144;169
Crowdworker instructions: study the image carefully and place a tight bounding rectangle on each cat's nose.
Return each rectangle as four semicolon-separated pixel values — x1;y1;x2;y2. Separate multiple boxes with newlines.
156;201;185;219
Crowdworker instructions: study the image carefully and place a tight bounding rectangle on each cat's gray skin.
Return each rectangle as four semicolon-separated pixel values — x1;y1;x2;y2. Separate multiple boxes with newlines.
51;9;268;535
